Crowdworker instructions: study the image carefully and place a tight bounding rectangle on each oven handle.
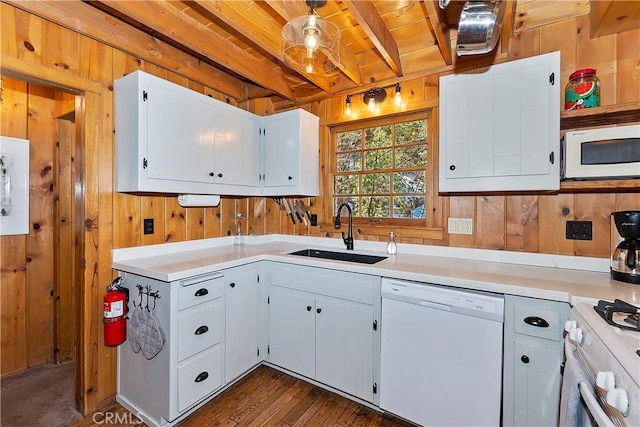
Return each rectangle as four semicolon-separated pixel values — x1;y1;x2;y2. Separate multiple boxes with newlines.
579;382;615;427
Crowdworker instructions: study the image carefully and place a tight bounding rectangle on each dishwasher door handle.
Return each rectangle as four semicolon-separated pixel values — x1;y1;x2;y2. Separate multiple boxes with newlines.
419;300;452;311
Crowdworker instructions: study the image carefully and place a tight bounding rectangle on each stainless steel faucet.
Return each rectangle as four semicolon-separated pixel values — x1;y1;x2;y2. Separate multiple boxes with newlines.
334;203;354;250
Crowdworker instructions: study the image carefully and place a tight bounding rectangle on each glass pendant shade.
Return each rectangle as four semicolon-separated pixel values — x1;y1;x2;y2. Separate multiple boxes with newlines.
282;13;340;74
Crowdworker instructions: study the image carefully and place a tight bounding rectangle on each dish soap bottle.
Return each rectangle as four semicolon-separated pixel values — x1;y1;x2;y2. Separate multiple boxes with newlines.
386;232;397;255
234;214;245;245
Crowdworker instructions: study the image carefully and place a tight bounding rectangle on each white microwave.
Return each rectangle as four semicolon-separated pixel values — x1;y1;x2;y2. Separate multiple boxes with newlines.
561;124;640;180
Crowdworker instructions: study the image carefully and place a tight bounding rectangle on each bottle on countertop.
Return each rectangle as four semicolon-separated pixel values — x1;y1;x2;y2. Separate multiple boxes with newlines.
386;232;397;255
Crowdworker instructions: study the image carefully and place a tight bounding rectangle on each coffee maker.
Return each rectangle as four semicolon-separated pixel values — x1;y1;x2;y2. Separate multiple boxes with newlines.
611;211;640;284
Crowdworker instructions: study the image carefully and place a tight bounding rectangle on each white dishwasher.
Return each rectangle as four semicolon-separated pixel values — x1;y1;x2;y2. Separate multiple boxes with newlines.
380;278;504;426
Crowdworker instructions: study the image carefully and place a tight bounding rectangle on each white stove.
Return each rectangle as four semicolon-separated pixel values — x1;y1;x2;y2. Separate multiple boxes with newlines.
568;300;640;426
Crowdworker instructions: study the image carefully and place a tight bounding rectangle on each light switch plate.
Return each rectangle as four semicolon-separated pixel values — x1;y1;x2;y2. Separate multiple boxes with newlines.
448;217;473;235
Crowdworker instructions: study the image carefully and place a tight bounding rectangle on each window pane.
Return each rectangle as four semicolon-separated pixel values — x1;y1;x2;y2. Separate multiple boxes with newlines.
364;125;392;148
395;119;427;145
334;197;359;216
395;145;427;168
337;130;362;151
393;171;425;193
364;149;392;170
334;175;359;195
393;196;426;218
361;196;390;218
337;152;362;172
362;173;390;194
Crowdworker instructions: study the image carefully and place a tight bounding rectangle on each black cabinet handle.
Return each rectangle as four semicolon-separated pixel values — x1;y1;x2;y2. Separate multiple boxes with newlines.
208;172;214;177
217;173;223;178
449;165;456;171
316;308;322;314
524;316;549;328
195;325;209;335
521;355;530;364
288;176;293;180
195;371;209;383
194;288;209;297
229;282;236;288
307;305;312;311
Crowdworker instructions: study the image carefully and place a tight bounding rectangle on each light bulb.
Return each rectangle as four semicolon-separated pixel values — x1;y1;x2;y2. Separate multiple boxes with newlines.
368;96;376;112
306;63;313;73
394;84;402;107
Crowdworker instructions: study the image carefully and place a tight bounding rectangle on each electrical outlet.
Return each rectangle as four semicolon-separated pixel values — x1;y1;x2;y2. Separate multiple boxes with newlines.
143;218;154;235
566;220;592;240
448;217;473;235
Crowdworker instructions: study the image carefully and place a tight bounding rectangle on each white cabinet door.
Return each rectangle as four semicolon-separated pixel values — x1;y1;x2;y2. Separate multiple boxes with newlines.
315;296;374;402
225;266;259;382
261;109;319;196
146;80;216;184
214;109;259;190
439;51;560;192
268;286;315;379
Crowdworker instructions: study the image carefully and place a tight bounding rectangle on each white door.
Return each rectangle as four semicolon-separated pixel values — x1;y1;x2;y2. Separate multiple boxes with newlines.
315;296;374;402
146;80;216;183
225;267;258;382
262;114;297;188
268;286;315;379
214;109;259;187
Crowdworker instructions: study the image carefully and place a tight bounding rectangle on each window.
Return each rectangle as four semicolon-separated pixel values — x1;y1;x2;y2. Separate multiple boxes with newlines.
331;112;433;226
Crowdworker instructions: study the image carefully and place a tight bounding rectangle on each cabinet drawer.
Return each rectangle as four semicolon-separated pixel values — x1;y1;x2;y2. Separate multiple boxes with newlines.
514;305;562;341
178;345;223;412
179;274;224;310
178;299;223;361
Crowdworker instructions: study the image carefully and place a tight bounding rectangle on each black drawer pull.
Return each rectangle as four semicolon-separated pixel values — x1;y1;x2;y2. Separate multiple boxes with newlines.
307;305;312;311
524;316;549;328
316;308;322;314
195;371;209;383
229;282;236;288
195;325;209;335
194;288;208;297
521;355;530;364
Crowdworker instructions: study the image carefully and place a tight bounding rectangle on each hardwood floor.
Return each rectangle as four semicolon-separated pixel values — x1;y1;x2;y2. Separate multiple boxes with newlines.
70;365;415;426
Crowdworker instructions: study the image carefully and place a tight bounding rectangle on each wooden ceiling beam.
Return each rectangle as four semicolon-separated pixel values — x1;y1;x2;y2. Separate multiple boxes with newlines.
4;0;249;100
265;0;363;86
343;0;403;77
193;0;334;94
97;0;297;101
422;0;453;66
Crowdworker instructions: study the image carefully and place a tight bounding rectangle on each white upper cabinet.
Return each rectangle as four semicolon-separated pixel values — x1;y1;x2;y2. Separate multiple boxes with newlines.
261;109;320;196
439;51;561;192
115;71;318;196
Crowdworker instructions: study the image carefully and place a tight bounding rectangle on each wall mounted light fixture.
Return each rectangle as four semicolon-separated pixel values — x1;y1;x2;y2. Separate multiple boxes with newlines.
345;83;402;116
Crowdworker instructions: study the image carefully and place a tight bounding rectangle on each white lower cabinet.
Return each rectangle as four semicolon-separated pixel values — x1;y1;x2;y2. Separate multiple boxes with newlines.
268;262;380;403
224;265;259;383
503;295;570;426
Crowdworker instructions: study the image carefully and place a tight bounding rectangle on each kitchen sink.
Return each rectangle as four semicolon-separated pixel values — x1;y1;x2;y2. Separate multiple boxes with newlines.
288;249;388;264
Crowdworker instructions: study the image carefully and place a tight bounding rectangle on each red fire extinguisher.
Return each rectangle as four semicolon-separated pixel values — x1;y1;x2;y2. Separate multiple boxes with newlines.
104;277;128;347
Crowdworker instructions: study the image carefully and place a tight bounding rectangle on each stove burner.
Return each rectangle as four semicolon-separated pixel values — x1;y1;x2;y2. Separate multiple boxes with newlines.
594;299;640;332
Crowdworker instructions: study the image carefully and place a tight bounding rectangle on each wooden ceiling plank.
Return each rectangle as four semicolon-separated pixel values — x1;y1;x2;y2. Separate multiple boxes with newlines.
4;0;248;100
421;0;452;66
590;0;640;38
265;0;363;85
194;0;337;93
97;0;296;101
343;0;404;76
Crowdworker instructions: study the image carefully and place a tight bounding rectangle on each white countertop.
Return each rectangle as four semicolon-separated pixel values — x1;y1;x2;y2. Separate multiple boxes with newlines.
112;235;640;306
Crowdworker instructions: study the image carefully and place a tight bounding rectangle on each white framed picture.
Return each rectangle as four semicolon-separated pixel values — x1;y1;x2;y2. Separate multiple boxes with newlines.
1;136;30;236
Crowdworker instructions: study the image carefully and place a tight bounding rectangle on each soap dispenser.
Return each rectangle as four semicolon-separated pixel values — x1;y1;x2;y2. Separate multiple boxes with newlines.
386;232;397;255
234;214;246;245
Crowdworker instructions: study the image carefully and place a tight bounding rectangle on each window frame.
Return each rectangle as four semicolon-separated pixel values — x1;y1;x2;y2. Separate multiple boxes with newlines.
327;110;439;229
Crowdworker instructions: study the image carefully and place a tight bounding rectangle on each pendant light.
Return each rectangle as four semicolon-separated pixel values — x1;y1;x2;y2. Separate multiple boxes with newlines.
282;0;340;74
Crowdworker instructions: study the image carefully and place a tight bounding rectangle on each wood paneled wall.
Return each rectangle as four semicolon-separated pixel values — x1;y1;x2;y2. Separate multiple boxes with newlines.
0;2;638;416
